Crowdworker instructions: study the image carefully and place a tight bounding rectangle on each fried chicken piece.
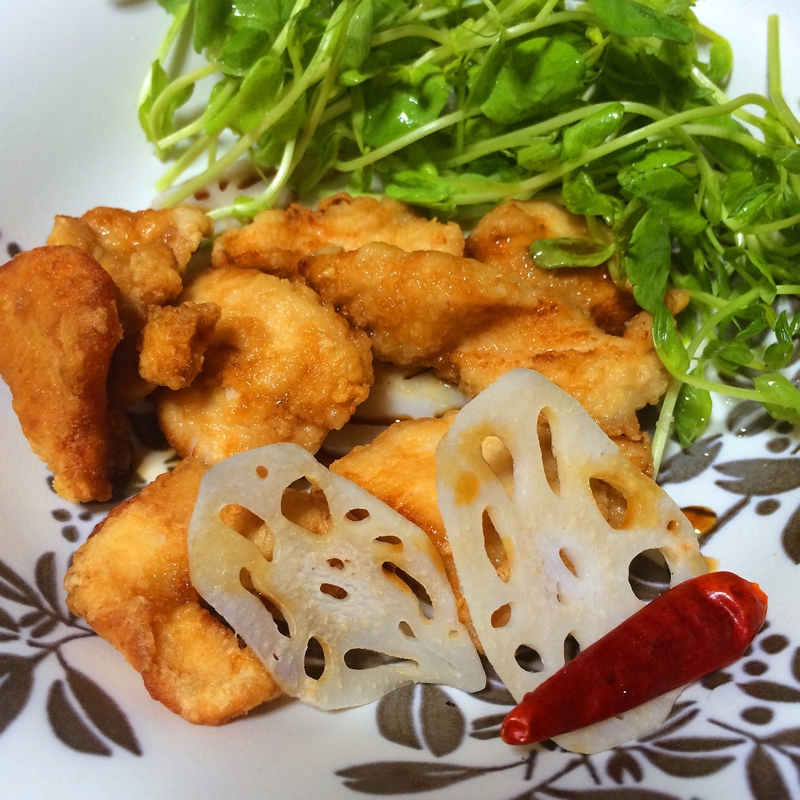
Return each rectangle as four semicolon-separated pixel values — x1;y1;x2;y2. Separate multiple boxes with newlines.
465;199;641;334
300;243;668;440
64;457;281;725
0;245;126;502
301;245;523;365
139;301;221;390
441;308;667;440
212;192;464;279
48;206;213;404
156;267;373;463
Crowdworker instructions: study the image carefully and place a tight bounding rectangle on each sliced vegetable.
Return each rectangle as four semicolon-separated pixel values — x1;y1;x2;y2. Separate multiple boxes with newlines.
501;571;768;746
188;442;485;709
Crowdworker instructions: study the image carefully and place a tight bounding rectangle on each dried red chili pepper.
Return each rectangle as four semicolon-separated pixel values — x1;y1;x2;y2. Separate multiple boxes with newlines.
501;571;768;746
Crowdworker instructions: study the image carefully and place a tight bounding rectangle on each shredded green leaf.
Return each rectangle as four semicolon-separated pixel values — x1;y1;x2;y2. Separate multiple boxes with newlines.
140;0;800;475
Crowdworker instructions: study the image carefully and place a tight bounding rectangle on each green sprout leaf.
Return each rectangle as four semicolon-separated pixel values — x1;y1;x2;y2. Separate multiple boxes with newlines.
588;0;694;44
363;65;451;149
623;209;671;315
481;37;585;126
652;304;690;376
674;379;712;448
530;238;616;268
754;373;800;425
562;103;625;161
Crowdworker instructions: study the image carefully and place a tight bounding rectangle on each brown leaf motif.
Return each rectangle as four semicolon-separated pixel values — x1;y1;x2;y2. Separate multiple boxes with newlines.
0;607;19;633
377;684;466;758
781;504;800;565
34;552;63;617
470;712;505;741
335;761;493;795
62;659;142;755
30;616;60;639
419;685;465;758
46;680;112;756
726;401;776;438
766;727;800;748
638;748;734;778
747;745;793;800
0;655;36;735
606;749;643;784
658;434;723;485
543;788;683;800
0;550;141;758
714;458;800;496
650;736;744;753
0;559;39;608
18;610;45;629
471;658;515;706
377;684;422;751
739;680;800;703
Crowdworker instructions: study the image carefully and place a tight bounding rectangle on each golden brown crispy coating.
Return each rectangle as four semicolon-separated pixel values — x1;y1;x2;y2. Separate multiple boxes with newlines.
48;206;212;307
48;206;213;404
465;199;642;334
64;457;281;725
0;245;126;502
139;301;222;390
300;243;667;441
301;244;523;365
156;266;373;464
441;309;667;440
212;192;464;279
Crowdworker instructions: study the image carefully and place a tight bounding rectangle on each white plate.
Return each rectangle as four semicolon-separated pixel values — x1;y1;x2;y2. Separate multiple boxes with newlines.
2;2;800;798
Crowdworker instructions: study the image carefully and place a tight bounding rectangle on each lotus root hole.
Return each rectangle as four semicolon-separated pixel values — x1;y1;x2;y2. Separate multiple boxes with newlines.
255;465;268;479
220;504;273;559
374;535;403;549
281;480;332;535
345;507;370;521
382;562;434;619
320;583;348;600
327;557;344;569
590;477;629;529
239;568;290;637
514;644;544;673
537;411;561;496
344;649;417;670
398;621;416;638
481;435;514;499
628;549;672;600
304;637;326;680
482;509;511;583
559;548;578;577
491;603;512;629
564;633;581;663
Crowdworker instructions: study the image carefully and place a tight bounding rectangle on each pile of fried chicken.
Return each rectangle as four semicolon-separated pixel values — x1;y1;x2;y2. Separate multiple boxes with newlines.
0;194;681;724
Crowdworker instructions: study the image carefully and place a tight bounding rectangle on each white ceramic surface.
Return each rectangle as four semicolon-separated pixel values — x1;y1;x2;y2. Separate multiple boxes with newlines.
1;2;800;798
